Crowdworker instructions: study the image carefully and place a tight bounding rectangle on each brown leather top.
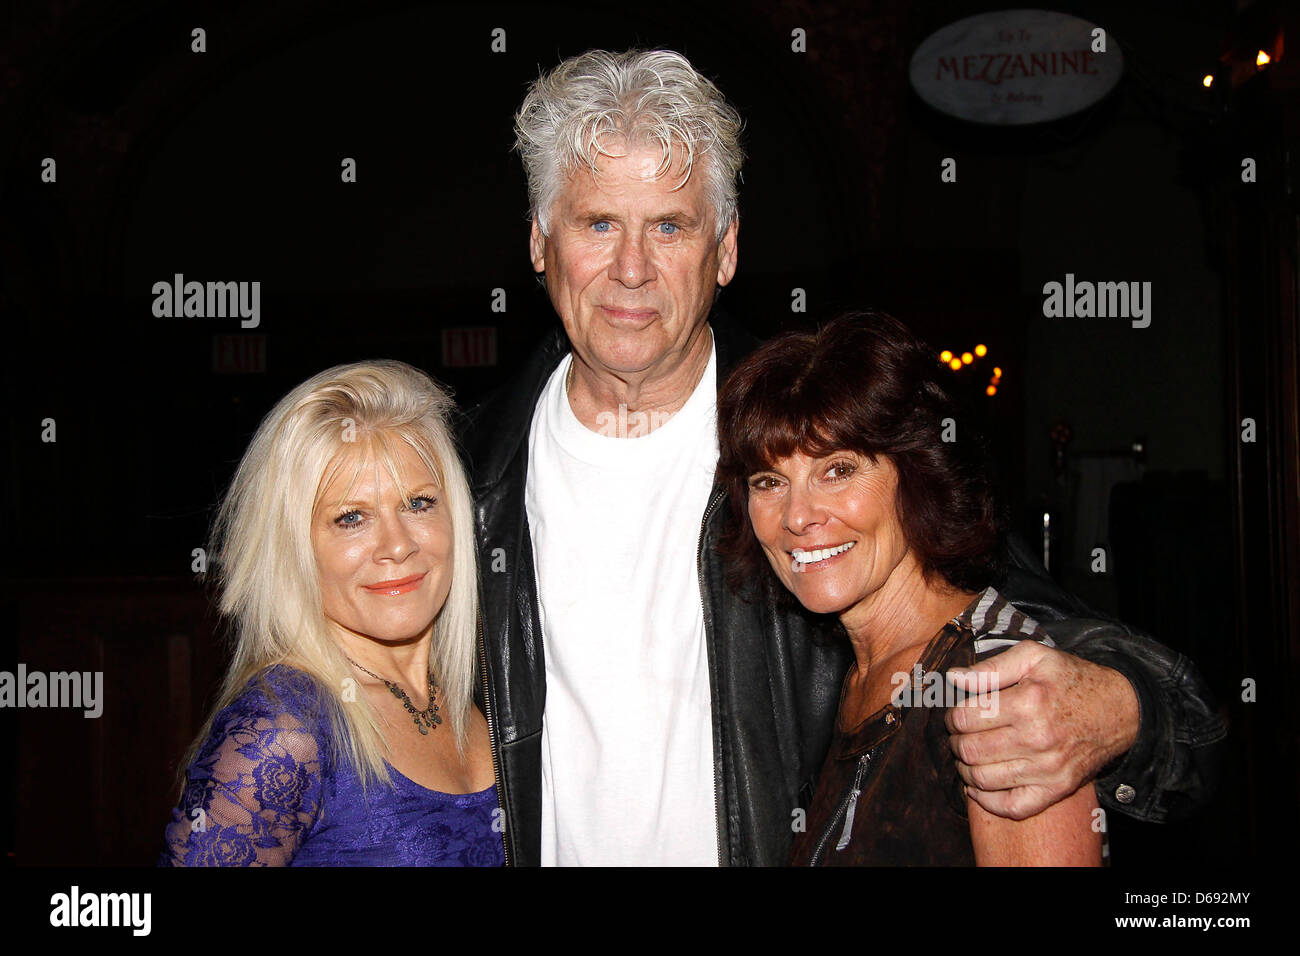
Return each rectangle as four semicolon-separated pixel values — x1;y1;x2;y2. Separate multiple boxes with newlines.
791;620;978;866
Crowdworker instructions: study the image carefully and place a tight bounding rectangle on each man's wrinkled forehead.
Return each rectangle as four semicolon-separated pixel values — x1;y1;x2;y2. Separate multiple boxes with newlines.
550;148;704;223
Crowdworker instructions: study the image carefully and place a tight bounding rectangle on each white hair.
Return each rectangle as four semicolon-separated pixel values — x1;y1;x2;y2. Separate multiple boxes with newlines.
514;48;745;242
179;361;479;793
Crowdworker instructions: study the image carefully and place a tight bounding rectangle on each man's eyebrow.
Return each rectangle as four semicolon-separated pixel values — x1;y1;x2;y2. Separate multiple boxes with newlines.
569;208;702;227
655;211;700;226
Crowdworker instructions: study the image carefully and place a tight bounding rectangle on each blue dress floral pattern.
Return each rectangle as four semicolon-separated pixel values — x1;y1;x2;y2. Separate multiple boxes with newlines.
161;665;504;867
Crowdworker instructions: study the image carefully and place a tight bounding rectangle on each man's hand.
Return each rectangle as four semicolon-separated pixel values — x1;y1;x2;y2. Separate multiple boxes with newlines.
943;642;1139;820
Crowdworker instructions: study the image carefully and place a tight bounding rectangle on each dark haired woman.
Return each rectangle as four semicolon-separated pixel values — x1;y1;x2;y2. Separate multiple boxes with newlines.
715;312;1101;866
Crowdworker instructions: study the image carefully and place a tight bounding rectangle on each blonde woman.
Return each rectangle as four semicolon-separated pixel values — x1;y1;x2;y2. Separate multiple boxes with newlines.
162;361;502;866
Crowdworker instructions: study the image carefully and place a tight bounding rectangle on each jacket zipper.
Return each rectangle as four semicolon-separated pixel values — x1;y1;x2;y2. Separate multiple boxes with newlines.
477;611;512;866
697;487;727;866
808;749;875;866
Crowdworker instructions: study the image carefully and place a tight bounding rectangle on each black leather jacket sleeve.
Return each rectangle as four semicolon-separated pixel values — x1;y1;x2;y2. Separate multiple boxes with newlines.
998;536;1227;824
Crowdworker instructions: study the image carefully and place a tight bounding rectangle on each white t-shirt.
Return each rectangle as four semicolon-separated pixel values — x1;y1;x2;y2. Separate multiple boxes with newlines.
525;342;720;866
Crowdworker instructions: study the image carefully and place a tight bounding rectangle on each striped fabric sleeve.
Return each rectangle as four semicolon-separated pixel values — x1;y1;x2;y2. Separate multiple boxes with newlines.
958;586;1056;661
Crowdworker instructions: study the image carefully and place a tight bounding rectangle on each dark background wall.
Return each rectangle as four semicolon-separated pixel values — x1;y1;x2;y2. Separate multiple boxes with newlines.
1;0;1296;869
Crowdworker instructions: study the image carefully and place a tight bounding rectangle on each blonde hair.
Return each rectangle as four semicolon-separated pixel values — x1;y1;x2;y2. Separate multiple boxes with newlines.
179;360;478;793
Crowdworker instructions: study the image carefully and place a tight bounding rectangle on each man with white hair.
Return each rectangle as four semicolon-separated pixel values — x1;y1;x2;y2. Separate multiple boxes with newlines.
462;48;1223;866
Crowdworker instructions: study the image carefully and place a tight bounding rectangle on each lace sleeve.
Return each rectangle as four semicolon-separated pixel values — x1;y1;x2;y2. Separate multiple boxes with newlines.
162;704;325;867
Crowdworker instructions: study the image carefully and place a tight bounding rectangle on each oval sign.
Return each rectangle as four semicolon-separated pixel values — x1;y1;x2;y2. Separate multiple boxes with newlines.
909;9;1123;125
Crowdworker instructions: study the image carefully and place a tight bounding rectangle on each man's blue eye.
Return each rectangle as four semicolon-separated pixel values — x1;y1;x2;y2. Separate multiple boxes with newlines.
593;221;611;233
658;222;678;234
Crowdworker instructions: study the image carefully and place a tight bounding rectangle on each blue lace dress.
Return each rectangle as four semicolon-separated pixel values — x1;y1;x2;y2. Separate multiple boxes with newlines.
161;665;504;866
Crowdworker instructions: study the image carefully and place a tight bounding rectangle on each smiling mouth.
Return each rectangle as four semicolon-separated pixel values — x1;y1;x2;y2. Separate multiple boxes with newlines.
363;573;426;595
789;542;855;573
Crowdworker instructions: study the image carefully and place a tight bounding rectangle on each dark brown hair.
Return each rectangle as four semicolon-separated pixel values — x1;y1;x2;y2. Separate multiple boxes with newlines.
715;311;1003;599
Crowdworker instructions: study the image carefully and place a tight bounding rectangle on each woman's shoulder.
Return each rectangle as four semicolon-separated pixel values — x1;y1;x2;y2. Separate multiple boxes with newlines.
164;666;331;866
203;665;335;759
222;664;327;716
956;586;1054;661
249;662;328;704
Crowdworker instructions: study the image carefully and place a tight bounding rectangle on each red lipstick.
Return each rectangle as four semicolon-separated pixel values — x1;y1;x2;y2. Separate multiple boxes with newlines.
363;573;426;595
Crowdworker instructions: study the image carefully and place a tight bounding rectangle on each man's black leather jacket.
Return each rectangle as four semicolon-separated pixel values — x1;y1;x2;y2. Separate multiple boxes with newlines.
459;312;1227;866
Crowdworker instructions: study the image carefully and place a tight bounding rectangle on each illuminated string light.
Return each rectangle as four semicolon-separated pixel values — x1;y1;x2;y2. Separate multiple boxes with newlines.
940;345;1001;383
1257;50;1271;68
987;362;1002;396
1202;74;1214;88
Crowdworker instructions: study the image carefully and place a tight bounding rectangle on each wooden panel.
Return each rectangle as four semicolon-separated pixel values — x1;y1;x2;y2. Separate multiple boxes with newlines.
10;578;221;865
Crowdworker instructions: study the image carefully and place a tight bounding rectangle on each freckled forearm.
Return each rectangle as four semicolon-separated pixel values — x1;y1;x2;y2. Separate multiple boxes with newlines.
1090;663;1140;769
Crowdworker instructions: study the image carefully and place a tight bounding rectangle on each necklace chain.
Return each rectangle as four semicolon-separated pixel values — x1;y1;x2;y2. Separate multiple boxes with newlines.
345;655;442;735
